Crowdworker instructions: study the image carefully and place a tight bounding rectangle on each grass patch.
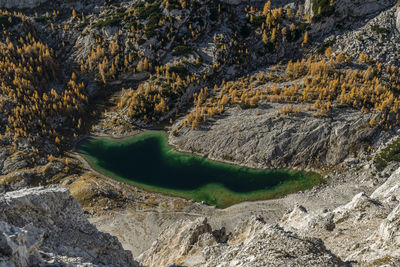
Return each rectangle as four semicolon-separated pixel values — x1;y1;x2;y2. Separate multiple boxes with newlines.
172;45;193;56
371;24;390;40
137;4;161;19
93;15;123;28
369;256;393;266
371;24;390;35
375;136;400;169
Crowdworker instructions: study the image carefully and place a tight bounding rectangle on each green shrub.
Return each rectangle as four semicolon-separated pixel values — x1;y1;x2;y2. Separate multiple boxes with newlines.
0;15;22;28
146;12;162;29
172;45;193;56
138;4;160;19
166;0;182;10
240;24;250;38
252;15;266;27
288;23;310;42
265;41;274;53
93;15;123;28
370;24;390;38
209;8;218;21
375;136;400;169
240;103;257;110
169;65;189;76
33;16;48;24
312;0;334;22
317;40;333;54
137;38;146;45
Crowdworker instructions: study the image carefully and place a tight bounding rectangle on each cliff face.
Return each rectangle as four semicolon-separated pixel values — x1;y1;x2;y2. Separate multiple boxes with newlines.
137;216;346;267
334;0;396;18
0;0;48;9
396;7;400;32
0;187;138;267
170;105;378;169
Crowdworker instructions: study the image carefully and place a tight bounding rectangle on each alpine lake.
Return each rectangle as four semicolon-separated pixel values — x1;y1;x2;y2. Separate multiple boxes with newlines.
78;131;324;208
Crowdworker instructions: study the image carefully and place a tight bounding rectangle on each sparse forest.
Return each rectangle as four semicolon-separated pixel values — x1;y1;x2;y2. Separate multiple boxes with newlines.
0;23;88;152
0;0;397;168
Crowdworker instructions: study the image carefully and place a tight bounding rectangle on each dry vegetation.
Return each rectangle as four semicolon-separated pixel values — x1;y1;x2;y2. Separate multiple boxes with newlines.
117;62;203;122
0;26;87;151
182;51;400;130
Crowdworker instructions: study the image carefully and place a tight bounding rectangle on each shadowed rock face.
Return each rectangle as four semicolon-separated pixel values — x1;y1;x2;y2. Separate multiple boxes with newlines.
0;187;139;267
0;0;48;8
334;0;396;18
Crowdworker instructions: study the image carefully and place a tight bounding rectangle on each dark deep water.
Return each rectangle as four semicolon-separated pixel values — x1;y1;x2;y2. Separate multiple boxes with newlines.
78;131;324;208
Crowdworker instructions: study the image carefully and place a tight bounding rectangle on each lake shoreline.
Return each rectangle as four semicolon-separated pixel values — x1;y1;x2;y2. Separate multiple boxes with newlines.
76;131;325;208
76;129;324;173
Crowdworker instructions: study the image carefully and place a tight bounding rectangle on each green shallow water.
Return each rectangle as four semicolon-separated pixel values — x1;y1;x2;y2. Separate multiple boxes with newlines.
78;131;324;208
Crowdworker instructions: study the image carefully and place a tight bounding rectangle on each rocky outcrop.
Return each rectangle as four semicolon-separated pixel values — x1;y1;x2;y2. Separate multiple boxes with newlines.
303;0;313;16
281;167;400;265
333;5;400;65
170;104;378;169
370;168;400;201
0;187;138;266
0;0;48;9
137;218;225;266
334;0;396;19
138;216;346;266
0;221;46;267
396;7;400;33
374;204;400;249
304;0;395;23
220;0;243;5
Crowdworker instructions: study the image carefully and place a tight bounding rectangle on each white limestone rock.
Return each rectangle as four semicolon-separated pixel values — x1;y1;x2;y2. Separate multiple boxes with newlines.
170;105;377;169
138;216;346;267
0;187;139;266
374;204;400;248
304;0;313;16
371;168;400;201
